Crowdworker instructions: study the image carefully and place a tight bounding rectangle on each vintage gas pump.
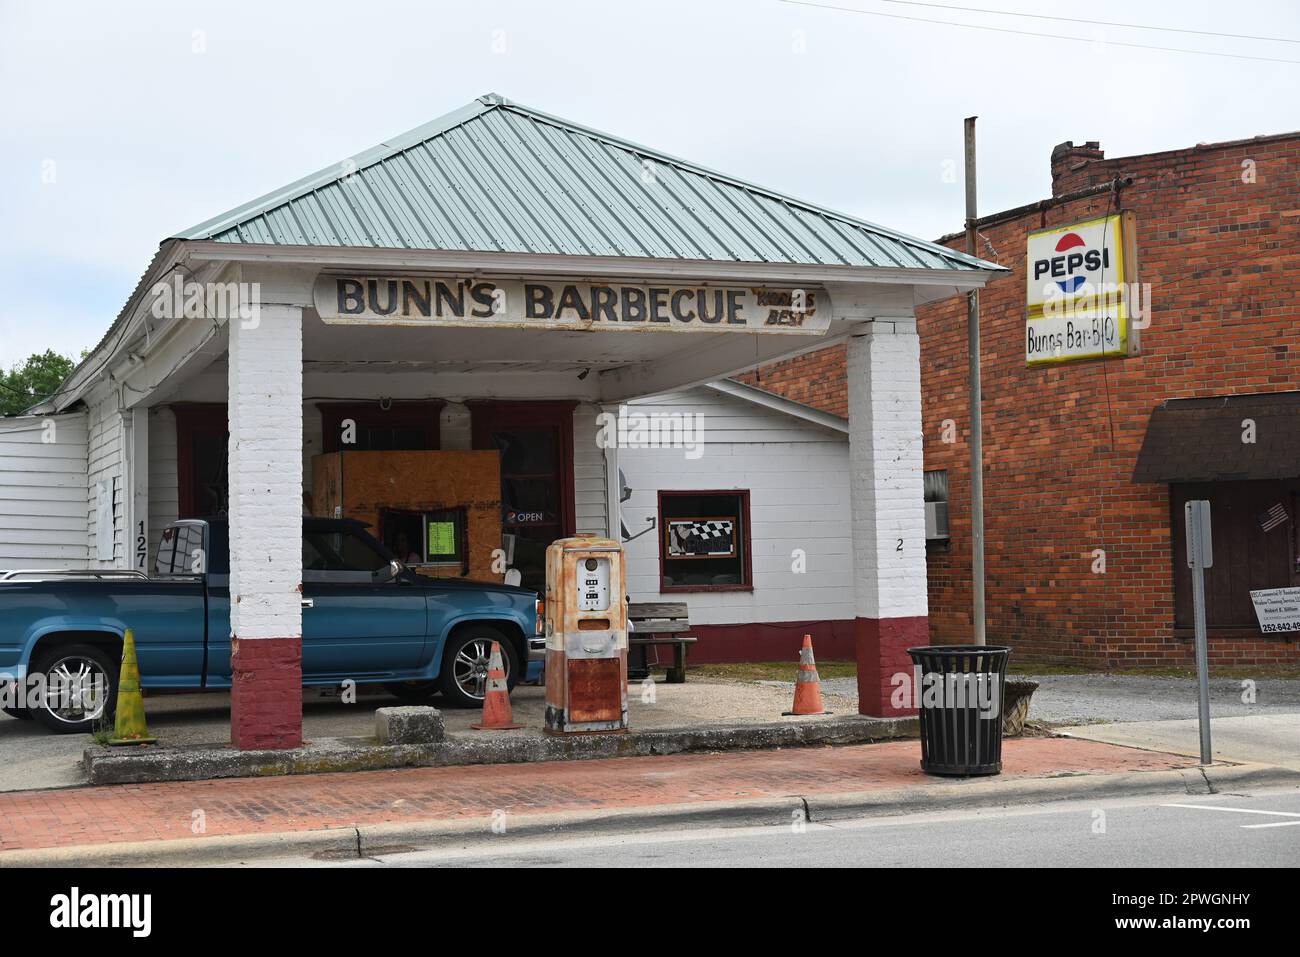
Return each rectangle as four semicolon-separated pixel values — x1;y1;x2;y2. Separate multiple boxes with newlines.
543;536;629;734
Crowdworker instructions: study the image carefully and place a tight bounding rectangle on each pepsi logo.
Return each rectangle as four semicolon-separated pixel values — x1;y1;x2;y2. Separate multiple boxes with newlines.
1033;229;1111;293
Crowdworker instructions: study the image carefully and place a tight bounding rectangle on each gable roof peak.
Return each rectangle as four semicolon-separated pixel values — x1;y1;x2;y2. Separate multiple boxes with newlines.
174;95;1002;273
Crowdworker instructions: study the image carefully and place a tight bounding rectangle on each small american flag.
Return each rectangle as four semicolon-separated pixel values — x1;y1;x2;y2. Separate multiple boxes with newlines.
1258;502;1289;533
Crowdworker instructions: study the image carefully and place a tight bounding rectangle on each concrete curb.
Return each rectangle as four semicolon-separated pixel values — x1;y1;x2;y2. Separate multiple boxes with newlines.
805;762;1300;822
0;826;361;868
7;761;1297;868
81;715;918;786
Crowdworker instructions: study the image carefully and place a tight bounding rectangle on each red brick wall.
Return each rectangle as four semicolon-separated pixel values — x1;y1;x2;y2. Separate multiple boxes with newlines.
735;343;848;418
743;132;1300;669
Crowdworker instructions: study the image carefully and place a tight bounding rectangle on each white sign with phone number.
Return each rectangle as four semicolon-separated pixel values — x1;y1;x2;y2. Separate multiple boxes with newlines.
1249;587;1300;634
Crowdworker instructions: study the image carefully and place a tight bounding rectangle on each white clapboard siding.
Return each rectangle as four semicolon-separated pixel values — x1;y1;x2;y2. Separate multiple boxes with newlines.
147;406;179;569
85;390;125;568
573;403;609;537
619;388;852;626
0;412;90;570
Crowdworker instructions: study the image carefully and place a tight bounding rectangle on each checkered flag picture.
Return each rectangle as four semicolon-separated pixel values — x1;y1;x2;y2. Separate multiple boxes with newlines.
669;519;735;555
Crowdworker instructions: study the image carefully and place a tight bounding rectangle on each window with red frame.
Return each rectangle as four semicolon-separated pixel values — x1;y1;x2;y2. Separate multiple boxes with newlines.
658;490;752;592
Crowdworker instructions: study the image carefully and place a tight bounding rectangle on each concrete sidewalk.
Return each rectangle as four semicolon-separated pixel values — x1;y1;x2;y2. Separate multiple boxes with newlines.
1062;713;1300;770
0;679;858;793
813;673;1300;724
6;735;1294;867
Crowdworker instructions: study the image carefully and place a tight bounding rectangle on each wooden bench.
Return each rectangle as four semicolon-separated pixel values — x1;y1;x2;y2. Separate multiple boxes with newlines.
628;602;697;684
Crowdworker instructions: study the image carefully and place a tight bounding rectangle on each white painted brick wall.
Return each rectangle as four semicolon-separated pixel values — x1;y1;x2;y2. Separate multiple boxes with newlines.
228;305;303;641
848;325;928;620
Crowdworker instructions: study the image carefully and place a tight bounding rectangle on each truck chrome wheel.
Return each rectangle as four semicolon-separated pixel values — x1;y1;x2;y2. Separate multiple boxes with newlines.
452;638;503;700
439;628;519;709
29;643;117;734
42;655;109;724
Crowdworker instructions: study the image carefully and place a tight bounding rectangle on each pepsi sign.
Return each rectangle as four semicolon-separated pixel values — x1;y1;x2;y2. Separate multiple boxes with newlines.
1025;213;1137;365
1034;231;1110;293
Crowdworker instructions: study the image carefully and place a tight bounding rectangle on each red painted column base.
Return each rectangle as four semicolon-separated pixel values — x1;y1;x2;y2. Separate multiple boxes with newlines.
230;637;303;750
855;616;928;717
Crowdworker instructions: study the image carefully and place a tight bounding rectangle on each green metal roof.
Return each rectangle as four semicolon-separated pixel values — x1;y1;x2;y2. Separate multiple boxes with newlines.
176;93;999;272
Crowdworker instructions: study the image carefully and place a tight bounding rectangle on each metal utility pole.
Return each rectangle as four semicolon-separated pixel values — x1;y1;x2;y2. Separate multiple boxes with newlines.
1185;500;1214;765
965;116;986;646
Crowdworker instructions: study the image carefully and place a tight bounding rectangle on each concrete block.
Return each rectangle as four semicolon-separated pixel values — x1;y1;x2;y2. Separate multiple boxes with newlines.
375;706;445;745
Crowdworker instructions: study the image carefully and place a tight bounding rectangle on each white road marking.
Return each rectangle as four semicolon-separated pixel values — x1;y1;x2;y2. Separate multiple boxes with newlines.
1162;803;1300;817
1239;821;1300;829
1162;802;1300;828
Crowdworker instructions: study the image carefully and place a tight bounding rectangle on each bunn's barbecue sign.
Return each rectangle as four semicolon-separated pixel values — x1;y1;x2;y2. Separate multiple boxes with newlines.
312;276;829;334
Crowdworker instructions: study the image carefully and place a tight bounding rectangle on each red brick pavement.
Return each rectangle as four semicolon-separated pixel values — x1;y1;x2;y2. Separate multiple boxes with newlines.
0;738;1194;852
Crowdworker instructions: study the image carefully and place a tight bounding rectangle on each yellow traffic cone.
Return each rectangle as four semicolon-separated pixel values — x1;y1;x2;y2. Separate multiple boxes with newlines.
108;629;156;745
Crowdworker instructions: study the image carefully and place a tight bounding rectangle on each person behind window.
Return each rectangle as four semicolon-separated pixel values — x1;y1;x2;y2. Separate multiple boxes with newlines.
394;530;421;564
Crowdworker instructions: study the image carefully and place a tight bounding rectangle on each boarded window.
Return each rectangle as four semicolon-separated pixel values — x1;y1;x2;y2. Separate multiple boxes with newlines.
1171;480;1299;630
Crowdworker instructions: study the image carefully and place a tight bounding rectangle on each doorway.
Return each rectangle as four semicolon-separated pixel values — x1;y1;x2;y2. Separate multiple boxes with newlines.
470;402;576;592
174;404;229;518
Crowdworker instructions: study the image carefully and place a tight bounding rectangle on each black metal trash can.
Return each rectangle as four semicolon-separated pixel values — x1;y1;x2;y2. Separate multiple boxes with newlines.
907;645;1011;776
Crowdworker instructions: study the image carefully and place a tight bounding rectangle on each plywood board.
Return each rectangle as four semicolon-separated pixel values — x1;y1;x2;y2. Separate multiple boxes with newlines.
310;450;502;582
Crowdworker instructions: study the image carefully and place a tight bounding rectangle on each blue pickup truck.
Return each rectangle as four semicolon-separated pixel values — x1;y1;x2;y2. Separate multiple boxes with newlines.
0;517;544;733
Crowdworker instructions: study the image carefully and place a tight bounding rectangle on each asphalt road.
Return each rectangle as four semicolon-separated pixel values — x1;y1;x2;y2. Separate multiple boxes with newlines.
241;786;1300;868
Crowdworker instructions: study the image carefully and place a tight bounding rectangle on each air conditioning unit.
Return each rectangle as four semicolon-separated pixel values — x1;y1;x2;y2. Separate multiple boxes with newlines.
925;501;949;541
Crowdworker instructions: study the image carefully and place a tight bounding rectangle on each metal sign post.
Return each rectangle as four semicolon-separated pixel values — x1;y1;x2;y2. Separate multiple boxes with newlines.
1184;500;1213;765
964;115;986;646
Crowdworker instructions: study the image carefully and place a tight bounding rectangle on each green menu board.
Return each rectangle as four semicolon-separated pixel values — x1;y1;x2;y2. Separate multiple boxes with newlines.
427;520;457;558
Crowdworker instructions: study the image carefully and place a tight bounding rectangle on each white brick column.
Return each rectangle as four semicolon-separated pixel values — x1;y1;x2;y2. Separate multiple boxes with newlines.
847;321;929;717
227;303;304;749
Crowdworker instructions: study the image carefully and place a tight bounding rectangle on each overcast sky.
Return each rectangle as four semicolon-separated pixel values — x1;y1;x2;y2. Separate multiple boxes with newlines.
1;0;1297;368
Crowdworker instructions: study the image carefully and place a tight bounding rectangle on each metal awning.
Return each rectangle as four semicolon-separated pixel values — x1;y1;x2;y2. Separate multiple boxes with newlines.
1132;391;1300;483
174;93;1002;273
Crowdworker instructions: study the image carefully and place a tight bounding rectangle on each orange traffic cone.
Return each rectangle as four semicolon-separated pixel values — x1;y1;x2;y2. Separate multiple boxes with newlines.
470;641;523;730
783;634;828;716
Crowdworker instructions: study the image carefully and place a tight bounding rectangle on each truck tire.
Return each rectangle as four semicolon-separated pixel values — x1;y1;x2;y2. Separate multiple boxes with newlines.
438;626;519;709
29;644;117;735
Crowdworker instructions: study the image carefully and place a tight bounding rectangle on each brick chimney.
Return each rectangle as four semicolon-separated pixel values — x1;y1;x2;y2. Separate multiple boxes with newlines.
1051;140;1105;196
